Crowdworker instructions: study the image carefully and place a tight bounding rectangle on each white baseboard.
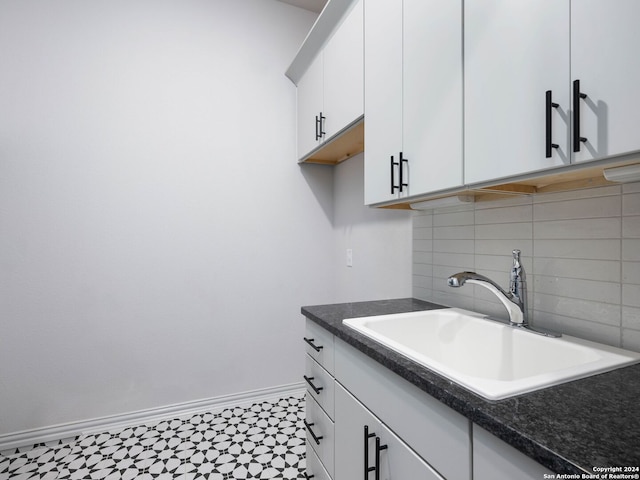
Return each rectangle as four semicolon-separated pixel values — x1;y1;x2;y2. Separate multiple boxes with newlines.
0;382;305;453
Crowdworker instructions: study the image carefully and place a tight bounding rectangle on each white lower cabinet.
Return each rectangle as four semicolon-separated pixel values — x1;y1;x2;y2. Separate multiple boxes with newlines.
306;441;332;480
473;425;554;480
305;393;335;478
335;383;443;480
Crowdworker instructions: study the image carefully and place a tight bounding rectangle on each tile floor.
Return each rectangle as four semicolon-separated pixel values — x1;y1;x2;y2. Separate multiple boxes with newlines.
0;396;306;480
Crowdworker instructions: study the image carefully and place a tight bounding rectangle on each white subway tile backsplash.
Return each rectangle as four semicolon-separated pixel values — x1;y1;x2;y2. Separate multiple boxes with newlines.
475;204;532;225
475;222;532;240
533;257;620;282
622;216;640;238
534;292;620;326
413;213;433;228
623;182;640;194
622;306;640;329
622;239;640;261
622;328;640;351
534;218;621;239
622;284;640;308
433;239;474;254
432;209;474;227
412;185;640;352
433;225;475;240
475;239;533;256
413;251;432;264
536;312;622;347
534;239;620;261
534;276;620;304
413;263;433;277
432;252;474;270
533;195;620;221
622;262;640;284
413;226;433;240
622;192;640;215
413;239;433;253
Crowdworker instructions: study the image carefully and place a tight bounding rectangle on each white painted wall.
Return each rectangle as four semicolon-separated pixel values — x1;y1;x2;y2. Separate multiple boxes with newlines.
0;0;338;435
331;154;413;302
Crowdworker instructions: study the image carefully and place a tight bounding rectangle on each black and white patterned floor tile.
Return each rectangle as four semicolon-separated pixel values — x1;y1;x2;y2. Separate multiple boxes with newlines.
0;396;306;480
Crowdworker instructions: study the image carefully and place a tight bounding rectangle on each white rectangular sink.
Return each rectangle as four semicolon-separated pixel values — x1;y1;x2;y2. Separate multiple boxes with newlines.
343;308;640;400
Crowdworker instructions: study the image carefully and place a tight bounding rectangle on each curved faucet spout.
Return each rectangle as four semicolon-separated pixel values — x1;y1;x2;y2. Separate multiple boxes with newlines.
447;271;526;326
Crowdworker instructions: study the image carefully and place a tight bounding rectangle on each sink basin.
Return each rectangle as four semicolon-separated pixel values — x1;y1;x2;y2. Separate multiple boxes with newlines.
342;308;640;400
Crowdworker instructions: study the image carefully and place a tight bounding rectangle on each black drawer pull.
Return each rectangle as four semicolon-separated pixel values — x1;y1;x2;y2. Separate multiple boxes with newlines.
304;420;323;445
390;155;399;194
399;152;408;192
374;437;388;480
303;337;323;352
303;375;324;395
545;90;559;158
573;79;588;152
364;425;376;479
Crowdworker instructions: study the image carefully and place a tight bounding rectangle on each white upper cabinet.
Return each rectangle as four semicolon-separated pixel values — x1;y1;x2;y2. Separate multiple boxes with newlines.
464;0;570;185
364;0;463;205
323;0;363;140
571;0;640;163
296;0;363;162
297;53;324;160
363;0;403;205
402;0;463;199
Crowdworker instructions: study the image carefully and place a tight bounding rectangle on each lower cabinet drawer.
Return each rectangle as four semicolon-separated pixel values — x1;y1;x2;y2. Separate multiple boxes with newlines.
305;393;335;478
306;441;332;480
305;353;335;420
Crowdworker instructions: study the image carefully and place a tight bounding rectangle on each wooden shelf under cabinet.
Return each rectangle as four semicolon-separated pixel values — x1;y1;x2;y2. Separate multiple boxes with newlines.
299;117;364;165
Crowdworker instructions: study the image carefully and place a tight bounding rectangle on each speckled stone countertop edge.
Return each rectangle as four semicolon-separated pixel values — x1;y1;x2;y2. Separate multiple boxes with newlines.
301;298;640;475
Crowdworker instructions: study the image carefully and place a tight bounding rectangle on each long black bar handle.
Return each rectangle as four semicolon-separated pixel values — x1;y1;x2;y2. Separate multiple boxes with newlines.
364;425;376;479
303;375;323;395
374;437;388;480
303;337;323;352
319;112;326;138
573;79;588;152
315;115;320;141
545;90;559;158
390;156;399;194
399;152;408;192
304;420;323;445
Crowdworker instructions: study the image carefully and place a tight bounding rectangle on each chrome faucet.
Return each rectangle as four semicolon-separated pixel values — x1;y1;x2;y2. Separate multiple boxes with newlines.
447;249;528;327
448;249;560;337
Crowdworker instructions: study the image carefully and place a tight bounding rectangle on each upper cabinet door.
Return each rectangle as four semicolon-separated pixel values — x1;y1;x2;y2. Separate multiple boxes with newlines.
297;54;324;160
403;0;463;196
363;0;403;205
464;0;570;185
323;0;363;140
571;0;640;163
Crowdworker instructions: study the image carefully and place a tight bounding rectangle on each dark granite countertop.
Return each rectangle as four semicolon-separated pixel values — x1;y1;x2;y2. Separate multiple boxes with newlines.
301;298;640;475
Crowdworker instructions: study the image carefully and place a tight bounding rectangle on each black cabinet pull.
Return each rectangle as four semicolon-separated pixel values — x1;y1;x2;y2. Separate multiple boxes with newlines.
319;112;326;138
303;337;323;352
399;152;408;192
374;437;388;480
315;115;320;141
304;420;323;445
364;425;376;479
303;375;323;395
305;474;314;479
573;79;588;152
545;90;559;158
390;155;399;194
